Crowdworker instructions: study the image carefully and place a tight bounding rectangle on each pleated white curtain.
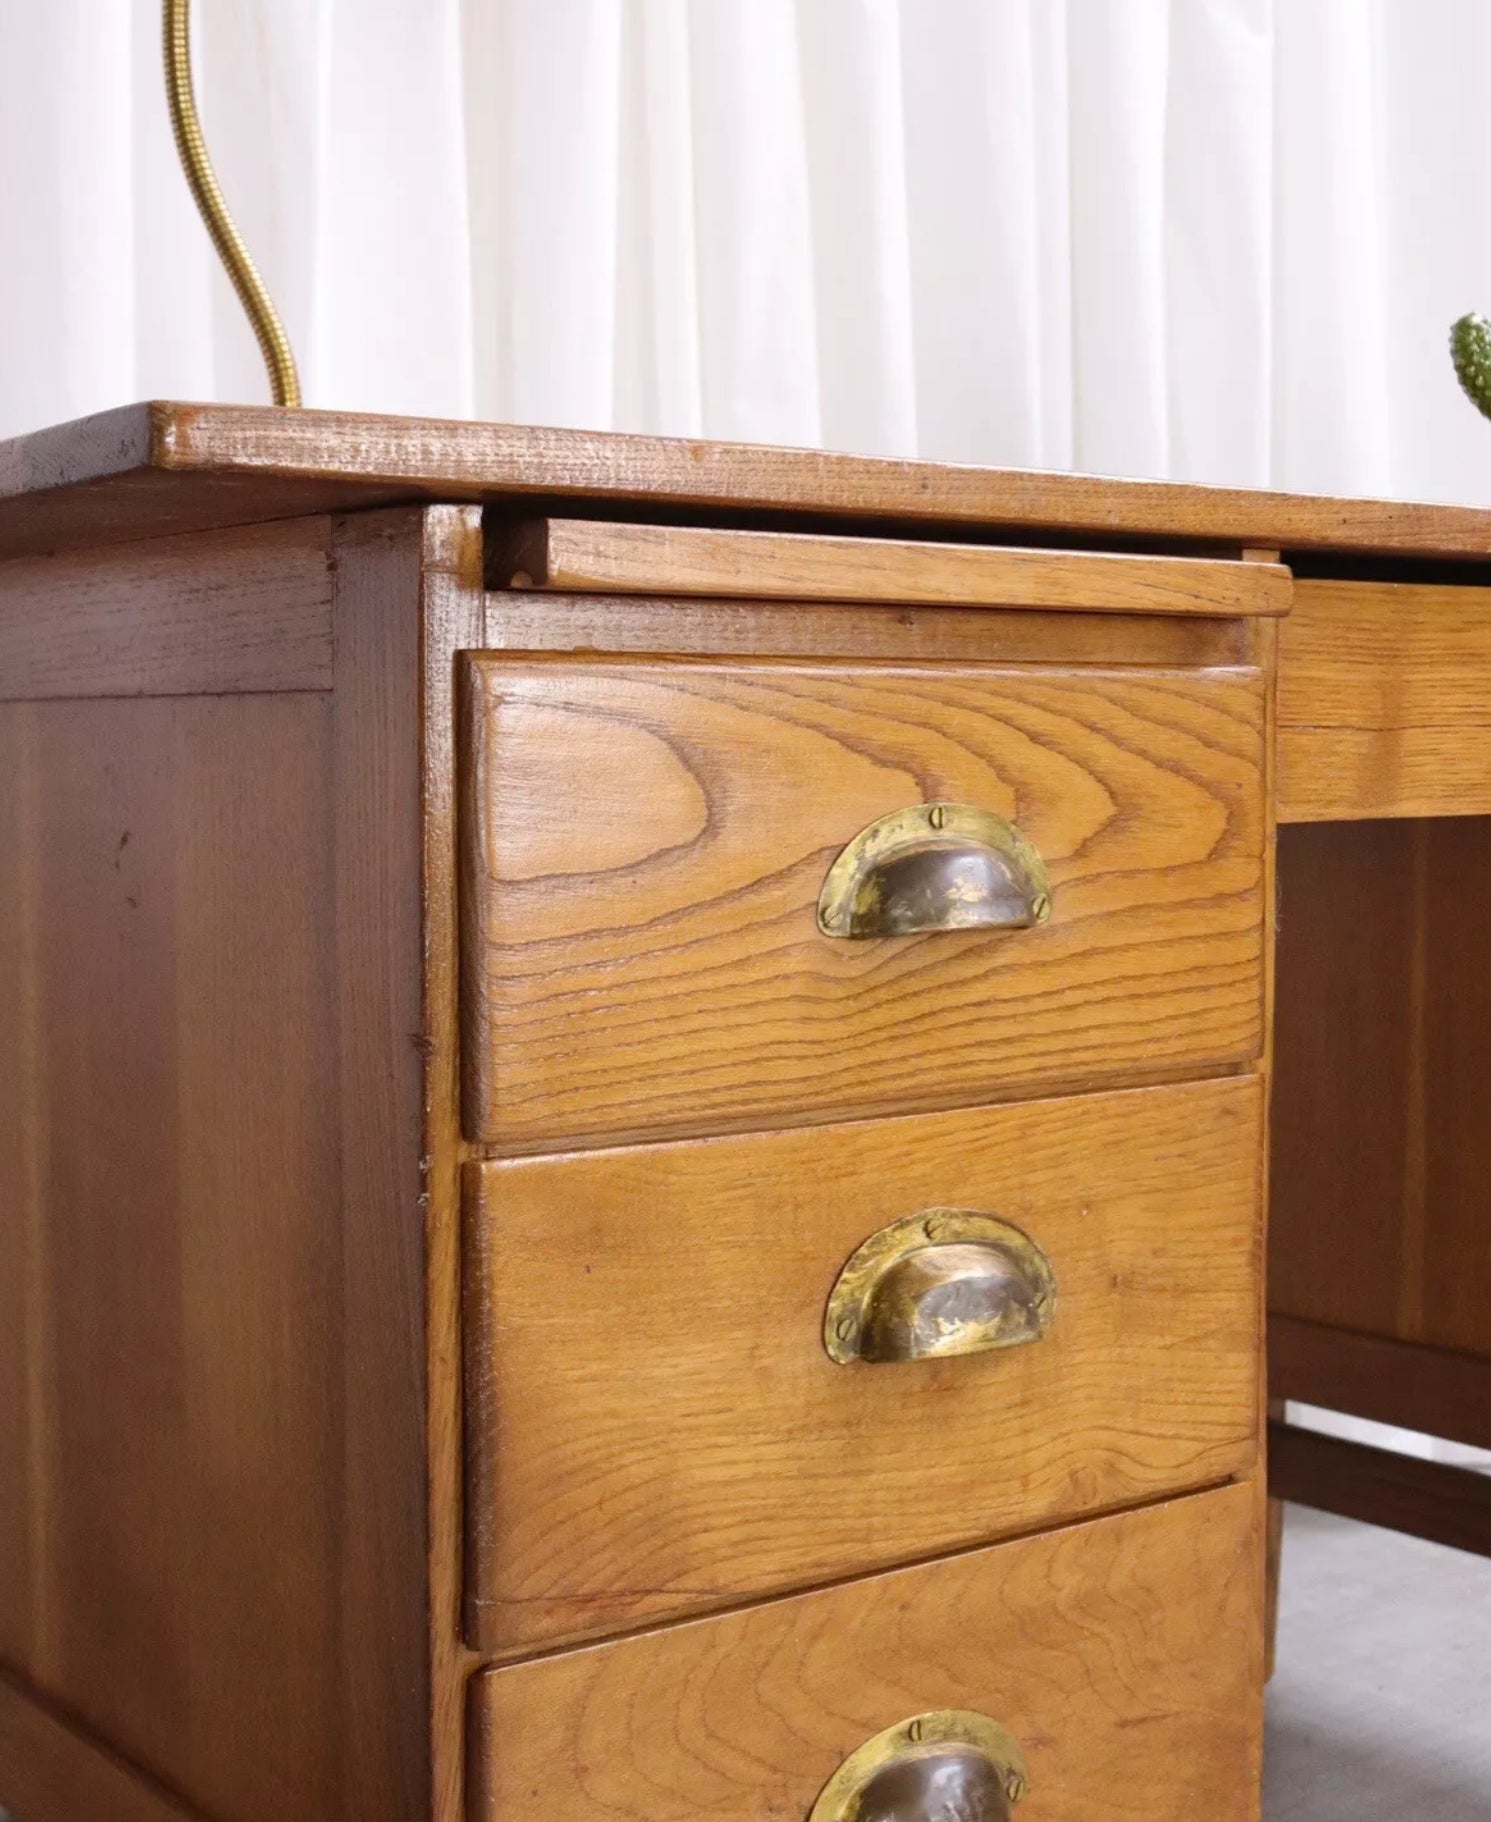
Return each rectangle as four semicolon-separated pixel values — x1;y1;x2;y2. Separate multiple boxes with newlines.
6;0;1491;501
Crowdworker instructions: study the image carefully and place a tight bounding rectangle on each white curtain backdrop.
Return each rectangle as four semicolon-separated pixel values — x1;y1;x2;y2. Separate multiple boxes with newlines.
6;0;1491;504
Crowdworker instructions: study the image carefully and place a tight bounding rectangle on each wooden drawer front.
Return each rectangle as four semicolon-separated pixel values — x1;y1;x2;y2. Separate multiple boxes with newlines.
460;658;1266;1148
463;1076;1262;1655
467;1480;1262;1822
1280;578;1491;821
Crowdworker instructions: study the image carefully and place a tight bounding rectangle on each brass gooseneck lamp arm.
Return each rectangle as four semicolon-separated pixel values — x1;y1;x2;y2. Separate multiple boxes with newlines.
162;0;302;406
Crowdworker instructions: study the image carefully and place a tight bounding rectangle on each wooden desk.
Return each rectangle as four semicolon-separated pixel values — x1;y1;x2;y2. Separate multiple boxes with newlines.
0;402;1486;1822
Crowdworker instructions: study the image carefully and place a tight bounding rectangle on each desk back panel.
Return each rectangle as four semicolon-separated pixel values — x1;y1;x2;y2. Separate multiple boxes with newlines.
1270;816;1491;1358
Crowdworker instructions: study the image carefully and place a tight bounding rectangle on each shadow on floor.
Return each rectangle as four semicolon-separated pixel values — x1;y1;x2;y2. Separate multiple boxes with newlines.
1268;1710;1489;1819
1265;1504;1491;1820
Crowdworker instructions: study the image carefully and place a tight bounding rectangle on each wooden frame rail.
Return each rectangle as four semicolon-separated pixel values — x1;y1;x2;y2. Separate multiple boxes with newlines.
1268;1420;1491;1559
1271;1315;1491;1454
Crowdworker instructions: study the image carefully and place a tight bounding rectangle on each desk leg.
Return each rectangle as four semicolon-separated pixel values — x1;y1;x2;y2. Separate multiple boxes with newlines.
1265;1401;1285;1681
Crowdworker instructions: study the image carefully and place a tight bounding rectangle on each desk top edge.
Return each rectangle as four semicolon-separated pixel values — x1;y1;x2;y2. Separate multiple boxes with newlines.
3;399;1491;564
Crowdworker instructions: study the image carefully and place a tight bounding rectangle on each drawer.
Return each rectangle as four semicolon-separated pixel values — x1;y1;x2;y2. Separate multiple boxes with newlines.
1280;577;1491;821
467;1478;1263;1822
463;1075;1262;1655
459;658;1266;1148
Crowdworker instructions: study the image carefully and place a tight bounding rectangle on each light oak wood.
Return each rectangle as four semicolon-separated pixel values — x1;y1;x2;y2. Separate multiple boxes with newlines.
484;591;1255;668
0;406;1316;1822
496;518;1291;616
9;400;1491;560
0;1668;201;1822
1279;579;1491;821
0;513;429;1822
0;518;333;701
468;1479;1262;1822
1246;569;1281;1692
1271;1315;1491;1453
1270;818;1491;1358
415;506;490;1822
460;658;1267;1149
463;1076;1262;1655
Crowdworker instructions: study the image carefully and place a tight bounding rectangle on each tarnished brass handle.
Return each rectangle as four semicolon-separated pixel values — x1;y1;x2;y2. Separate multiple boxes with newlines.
809;1711;1028;1822
824;1209;1056;1365
817;803;1052;939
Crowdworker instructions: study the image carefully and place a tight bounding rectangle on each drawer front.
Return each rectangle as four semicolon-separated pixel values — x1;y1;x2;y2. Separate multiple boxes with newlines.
463;1076;1262;1655
460;659;1266;1148
1280;577;1491;822
467;1479;1263;1822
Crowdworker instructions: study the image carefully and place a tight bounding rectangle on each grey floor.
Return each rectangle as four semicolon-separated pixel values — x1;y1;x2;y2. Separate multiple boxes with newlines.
1266;1504;1491;1819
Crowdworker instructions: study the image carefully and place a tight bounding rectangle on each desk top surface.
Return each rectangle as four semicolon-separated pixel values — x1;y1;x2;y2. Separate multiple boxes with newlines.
5;399;1491;566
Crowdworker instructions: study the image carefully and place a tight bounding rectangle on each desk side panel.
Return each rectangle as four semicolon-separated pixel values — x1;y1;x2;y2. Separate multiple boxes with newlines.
0;513;429;1822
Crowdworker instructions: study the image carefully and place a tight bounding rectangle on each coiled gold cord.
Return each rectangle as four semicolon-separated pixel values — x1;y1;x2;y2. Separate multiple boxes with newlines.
163;0;301;406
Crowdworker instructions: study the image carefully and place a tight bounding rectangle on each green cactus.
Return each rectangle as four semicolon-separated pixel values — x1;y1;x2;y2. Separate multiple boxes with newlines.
1451;312;1491;420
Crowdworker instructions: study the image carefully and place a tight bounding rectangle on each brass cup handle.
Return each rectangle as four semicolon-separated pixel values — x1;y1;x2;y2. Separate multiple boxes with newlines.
809;1711;1029;1822
824;1210;1056;1365
817;803;1052;939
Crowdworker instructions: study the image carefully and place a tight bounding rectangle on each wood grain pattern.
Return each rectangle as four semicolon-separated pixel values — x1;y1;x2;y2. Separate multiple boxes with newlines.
484;592;1254;668
8;399;1491;561
1269;1421;1491;1557
1270;818;1491;1358
0;514;429;1822
1264;1447;1283;1684
463;1077;1262;1656
1270;820;1418;1341
0;689;342;1822
468;1480;1262;1822
1279;579;1491;821
1246;572;1280;1693
0;518;333;701
1270;1316;1491;1452
496;519;1291;616
414;506;490;1822
326;513;432;1822
460;658;1267;1149
0;1667;203;1822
